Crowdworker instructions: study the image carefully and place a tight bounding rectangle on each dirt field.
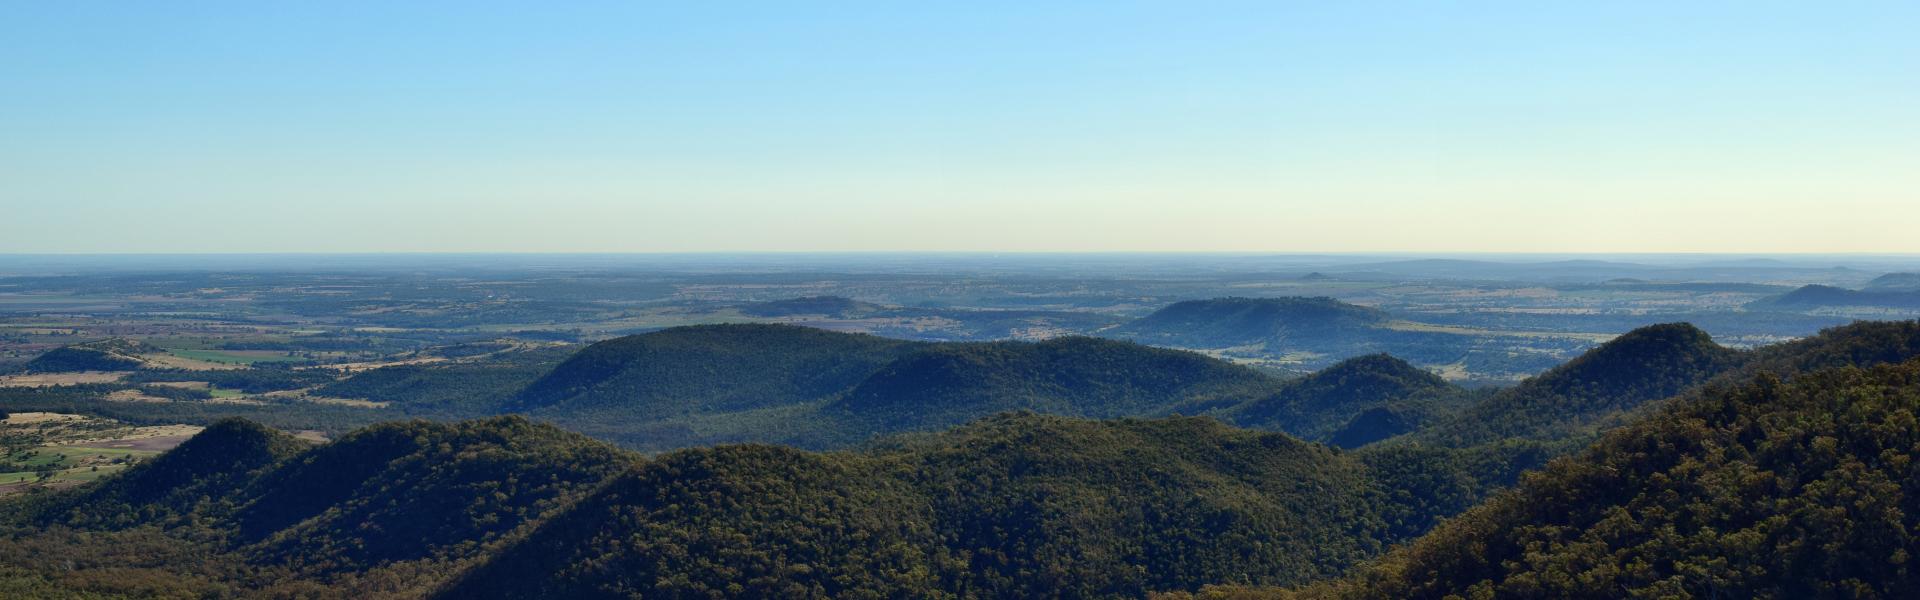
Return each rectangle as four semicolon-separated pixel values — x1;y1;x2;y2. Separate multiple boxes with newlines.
104;388;172;403
71;433;197;452
0;416;205;497
3;412;90;425
141;353;248;370
0;371;131;387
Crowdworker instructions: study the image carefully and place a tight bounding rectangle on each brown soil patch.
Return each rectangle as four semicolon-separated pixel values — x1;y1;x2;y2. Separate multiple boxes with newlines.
0;371;131;387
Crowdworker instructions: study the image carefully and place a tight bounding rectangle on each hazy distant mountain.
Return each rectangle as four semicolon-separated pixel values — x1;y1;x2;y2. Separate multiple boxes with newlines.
1111;297;1389;349
1750;284;1920;310
1866;272;1920;291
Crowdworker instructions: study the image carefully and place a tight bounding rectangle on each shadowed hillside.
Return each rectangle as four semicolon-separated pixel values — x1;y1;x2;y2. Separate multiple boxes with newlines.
0;416;634;598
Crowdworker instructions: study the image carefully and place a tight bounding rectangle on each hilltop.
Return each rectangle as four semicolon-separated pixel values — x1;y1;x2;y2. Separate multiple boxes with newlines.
1413;322;1743;447
0;416;632;598
508;323;923;418
1750;284;1920;310
737;295;881;317
1866;272;1920;291
442;413;1406;599
1111;297;1390;349
1226;353;1466;447
1189;357;1920;599
23;338;166;373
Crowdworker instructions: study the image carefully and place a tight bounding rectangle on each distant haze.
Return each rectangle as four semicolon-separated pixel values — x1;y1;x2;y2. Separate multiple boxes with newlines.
3;2;1917;253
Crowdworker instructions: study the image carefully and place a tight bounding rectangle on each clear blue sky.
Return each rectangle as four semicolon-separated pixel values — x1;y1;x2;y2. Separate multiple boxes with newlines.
3;1;1916;253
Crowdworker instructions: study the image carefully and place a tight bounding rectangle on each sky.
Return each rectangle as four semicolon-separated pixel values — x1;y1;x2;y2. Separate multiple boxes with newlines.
2;1;1917;253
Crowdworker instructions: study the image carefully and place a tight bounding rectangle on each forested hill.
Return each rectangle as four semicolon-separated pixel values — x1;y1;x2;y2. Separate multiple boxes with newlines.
1185;356;1920;599
500;324;1488;452
1111;297;1390;348
23;338;165;372
438;414;1411;599
1226;353;1466;446
0;416;633;598
507;323;924;417
1750;284;1920;310
822;336;1281;433
1413;322;1743;447
0;413;1468;598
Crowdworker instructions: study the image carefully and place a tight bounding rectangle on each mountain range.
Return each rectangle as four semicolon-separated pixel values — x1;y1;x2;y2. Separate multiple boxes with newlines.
6;312;1920;597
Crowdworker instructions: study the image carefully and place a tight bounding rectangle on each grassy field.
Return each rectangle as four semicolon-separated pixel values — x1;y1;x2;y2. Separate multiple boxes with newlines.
0;445;153;487
0;412;201;495
161;348;303;365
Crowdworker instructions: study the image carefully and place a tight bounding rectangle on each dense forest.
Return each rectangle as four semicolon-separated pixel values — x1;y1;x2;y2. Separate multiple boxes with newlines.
1178;357;1920;599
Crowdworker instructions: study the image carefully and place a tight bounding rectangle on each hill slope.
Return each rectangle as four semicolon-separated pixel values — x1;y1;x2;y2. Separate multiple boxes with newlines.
1413;323;1743;447
0;416;634;598
1230;358;1920;600
1226;353;1465;447
823;336;1283;434
1112;297;1390;349
440;413;1404;599
1751;284;1920;310
24;338;165;372
509;325;1309;451
510;324;922;417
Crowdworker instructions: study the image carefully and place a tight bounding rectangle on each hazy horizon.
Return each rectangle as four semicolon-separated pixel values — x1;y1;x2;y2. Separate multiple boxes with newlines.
6;2;1918;253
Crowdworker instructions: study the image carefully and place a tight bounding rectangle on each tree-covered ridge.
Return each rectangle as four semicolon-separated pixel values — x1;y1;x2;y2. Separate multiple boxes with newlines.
10;418;309;530
509;323;923;417
22;338;165;373
440;413;1409;599
1750;284;1920;310
501;325;1306;452
1866;272;1920;292
1112;297;1390;348
314;346;573;416
1190;357;1920;600
0;416;635;598
1413;323;1743;447
826;336;1284;433
1226;353;1466;446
